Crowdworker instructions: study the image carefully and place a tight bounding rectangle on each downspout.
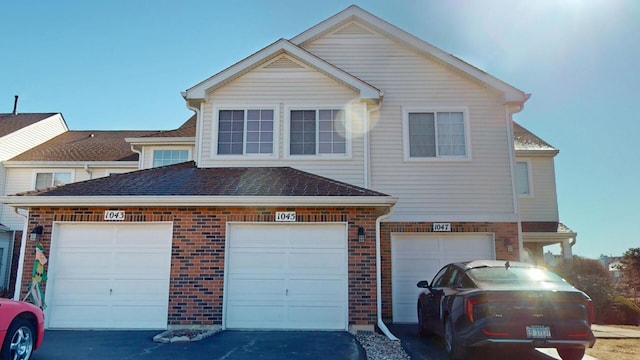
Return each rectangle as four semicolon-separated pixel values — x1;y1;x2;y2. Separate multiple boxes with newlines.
364;101;381;189
505;98;528;261
83;164;93;179
182;93;202;166
130;145;143;169
376;207;399;341
12;208;28;300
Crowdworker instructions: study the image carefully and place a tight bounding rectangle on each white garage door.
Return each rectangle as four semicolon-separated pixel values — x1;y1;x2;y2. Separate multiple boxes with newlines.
46;223;173;329
225;223;347;330
391;233;495;323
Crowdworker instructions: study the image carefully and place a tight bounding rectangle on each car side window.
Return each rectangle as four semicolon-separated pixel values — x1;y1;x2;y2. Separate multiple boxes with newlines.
431;266;450;288
448;268;462;287
459;273;475;288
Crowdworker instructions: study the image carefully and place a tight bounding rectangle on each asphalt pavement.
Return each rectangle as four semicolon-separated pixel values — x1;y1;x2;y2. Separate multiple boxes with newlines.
31;330;366;360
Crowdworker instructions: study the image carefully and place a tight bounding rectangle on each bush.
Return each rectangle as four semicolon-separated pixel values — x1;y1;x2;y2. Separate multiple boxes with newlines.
603;296;640;325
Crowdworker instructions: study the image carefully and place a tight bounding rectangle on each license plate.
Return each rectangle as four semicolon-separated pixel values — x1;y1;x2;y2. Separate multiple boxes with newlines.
526;325;551;338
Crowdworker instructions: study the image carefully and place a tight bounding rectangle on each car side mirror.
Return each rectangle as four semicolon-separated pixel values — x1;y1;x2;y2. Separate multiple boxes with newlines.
416;280;431;288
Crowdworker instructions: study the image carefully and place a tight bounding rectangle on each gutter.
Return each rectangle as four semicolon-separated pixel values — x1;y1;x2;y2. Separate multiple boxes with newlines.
376;207;399;341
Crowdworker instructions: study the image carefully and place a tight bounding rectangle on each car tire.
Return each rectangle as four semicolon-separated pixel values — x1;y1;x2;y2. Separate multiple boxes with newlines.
557;347;586;360
0;318;35;360
417;303;428;336
444;316;467;360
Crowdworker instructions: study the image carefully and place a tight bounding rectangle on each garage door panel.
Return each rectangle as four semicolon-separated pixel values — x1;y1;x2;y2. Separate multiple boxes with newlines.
229;251;287;273
392;234;495;323
47;223;172;329
227;278;285;300
289;250;345;274
226;224;347;330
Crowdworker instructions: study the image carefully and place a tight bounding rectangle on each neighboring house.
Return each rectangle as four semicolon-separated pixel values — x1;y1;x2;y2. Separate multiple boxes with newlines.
1;6;576;333
514;122;577;264
0;110;68;294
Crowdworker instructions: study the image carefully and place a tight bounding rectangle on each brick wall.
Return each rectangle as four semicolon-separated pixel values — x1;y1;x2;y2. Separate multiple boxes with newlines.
379;221;519;321
21;206;382;327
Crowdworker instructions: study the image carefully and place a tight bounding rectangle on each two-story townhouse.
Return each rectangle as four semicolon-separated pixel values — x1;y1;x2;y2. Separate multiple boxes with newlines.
1;6;575;334
0;106;68;294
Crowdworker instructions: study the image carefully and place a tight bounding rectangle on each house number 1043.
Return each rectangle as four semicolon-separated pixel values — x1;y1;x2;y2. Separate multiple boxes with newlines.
104;210;125;221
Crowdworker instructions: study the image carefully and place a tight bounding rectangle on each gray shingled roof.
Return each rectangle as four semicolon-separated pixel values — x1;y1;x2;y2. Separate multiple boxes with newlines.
18;161;388;197
0;113;58;137
140;115;196;138
9;130;156;162
513;122;557;151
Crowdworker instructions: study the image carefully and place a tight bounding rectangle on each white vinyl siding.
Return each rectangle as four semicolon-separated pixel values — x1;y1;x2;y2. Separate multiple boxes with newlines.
0;114;67;161
517;156;560;222
197;54;365;186
302;21;516;220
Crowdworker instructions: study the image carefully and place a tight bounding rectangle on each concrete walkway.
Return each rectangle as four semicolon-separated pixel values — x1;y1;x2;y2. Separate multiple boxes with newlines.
537;324;640;360
591;324;640;338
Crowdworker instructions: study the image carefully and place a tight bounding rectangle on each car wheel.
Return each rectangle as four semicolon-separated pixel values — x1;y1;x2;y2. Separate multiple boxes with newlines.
1;318;35;360
417;303;428;336
444;316;467;360
557;347;586;360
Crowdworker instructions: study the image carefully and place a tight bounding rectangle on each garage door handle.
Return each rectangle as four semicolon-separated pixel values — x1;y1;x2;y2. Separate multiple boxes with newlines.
110;289;113;295
286;289;288;296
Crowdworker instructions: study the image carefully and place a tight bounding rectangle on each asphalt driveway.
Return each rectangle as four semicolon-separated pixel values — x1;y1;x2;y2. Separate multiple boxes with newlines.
387;323;560;360
31;330;366;360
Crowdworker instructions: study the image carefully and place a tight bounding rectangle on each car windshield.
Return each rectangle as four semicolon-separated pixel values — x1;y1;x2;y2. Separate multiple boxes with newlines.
467;266;566;283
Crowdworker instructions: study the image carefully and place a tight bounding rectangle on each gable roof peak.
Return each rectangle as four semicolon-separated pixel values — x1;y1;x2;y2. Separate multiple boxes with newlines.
291;5;528;105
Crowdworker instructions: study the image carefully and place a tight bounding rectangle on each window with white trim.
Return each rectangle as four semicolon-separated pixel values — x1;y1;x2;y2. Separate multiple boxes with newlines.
404;110;468;159
153;150;189;167
516;161;532;196
35;172;71;190
289;109;346;155
217;109;274;155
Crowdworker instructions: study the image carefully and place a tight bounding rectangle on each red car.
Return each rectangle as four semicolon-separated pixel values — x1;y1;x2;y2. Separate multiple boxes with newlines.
0;298;44;360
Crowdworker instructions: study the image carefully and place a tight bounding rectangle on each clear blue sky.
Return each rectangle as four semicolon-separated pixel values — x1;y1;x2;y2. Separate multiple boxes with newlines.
2;0;638;259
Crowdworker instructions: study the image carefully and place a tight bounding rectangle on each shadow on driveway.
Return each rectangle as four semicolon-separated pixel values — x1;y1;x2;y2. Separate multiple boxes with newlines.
32;330;366;360
387;323;559;360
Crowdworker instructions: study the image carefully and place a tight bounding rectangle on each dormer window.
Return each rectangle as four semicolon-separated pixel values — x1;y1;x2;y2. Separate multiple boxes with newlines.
35;172;71;190
153;150;189;167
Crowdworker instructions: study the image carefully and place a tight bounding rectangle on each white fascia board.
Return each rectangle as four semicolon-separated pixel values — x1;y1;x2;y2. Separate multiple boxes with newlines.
385;212;520;223
184;39;381;101
1;195;397;208
522;232;577;241
515;149;559;157
125;137;196;145
2;161;139;168
291;6;527;104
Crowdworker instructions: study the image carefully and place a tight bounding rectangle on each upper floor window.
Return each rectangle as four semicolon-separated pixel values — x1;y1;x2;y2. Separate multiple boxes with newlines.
289;109;346;156
403;109;469;160
153;150;189;167
516;161;532;196
217;109;274;155
35;172;71;190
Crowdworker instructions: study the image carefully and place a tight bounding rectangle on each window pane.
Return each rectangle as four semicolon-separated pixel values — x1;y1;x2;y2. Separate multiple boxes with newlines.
290;110;316;155
516;162;530;195
53;173;72;186
408;112;436;157
245;109;273;154
436;112;466;157
318;109;346;154
218;110;244;155
35;173;53;190
153;150;189;167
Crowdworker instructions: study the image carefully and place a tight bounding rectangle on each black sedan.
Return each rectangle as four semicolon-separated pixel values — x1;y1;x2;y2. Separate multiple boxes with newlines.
416;260;595;360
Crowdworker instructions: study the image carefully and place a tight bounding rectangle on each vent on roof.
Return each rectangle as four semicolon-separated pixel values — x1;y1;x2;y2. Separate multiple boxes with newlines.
12;95;18;115
334;22;373;35
264;56;303;69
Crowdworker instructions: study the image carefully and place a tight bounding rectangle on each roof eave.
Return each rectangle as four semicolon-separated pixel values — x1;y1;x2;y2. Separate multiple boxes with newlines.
1;195;397;208
515;149;559;156
2;161;139;168
125;137;196;145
